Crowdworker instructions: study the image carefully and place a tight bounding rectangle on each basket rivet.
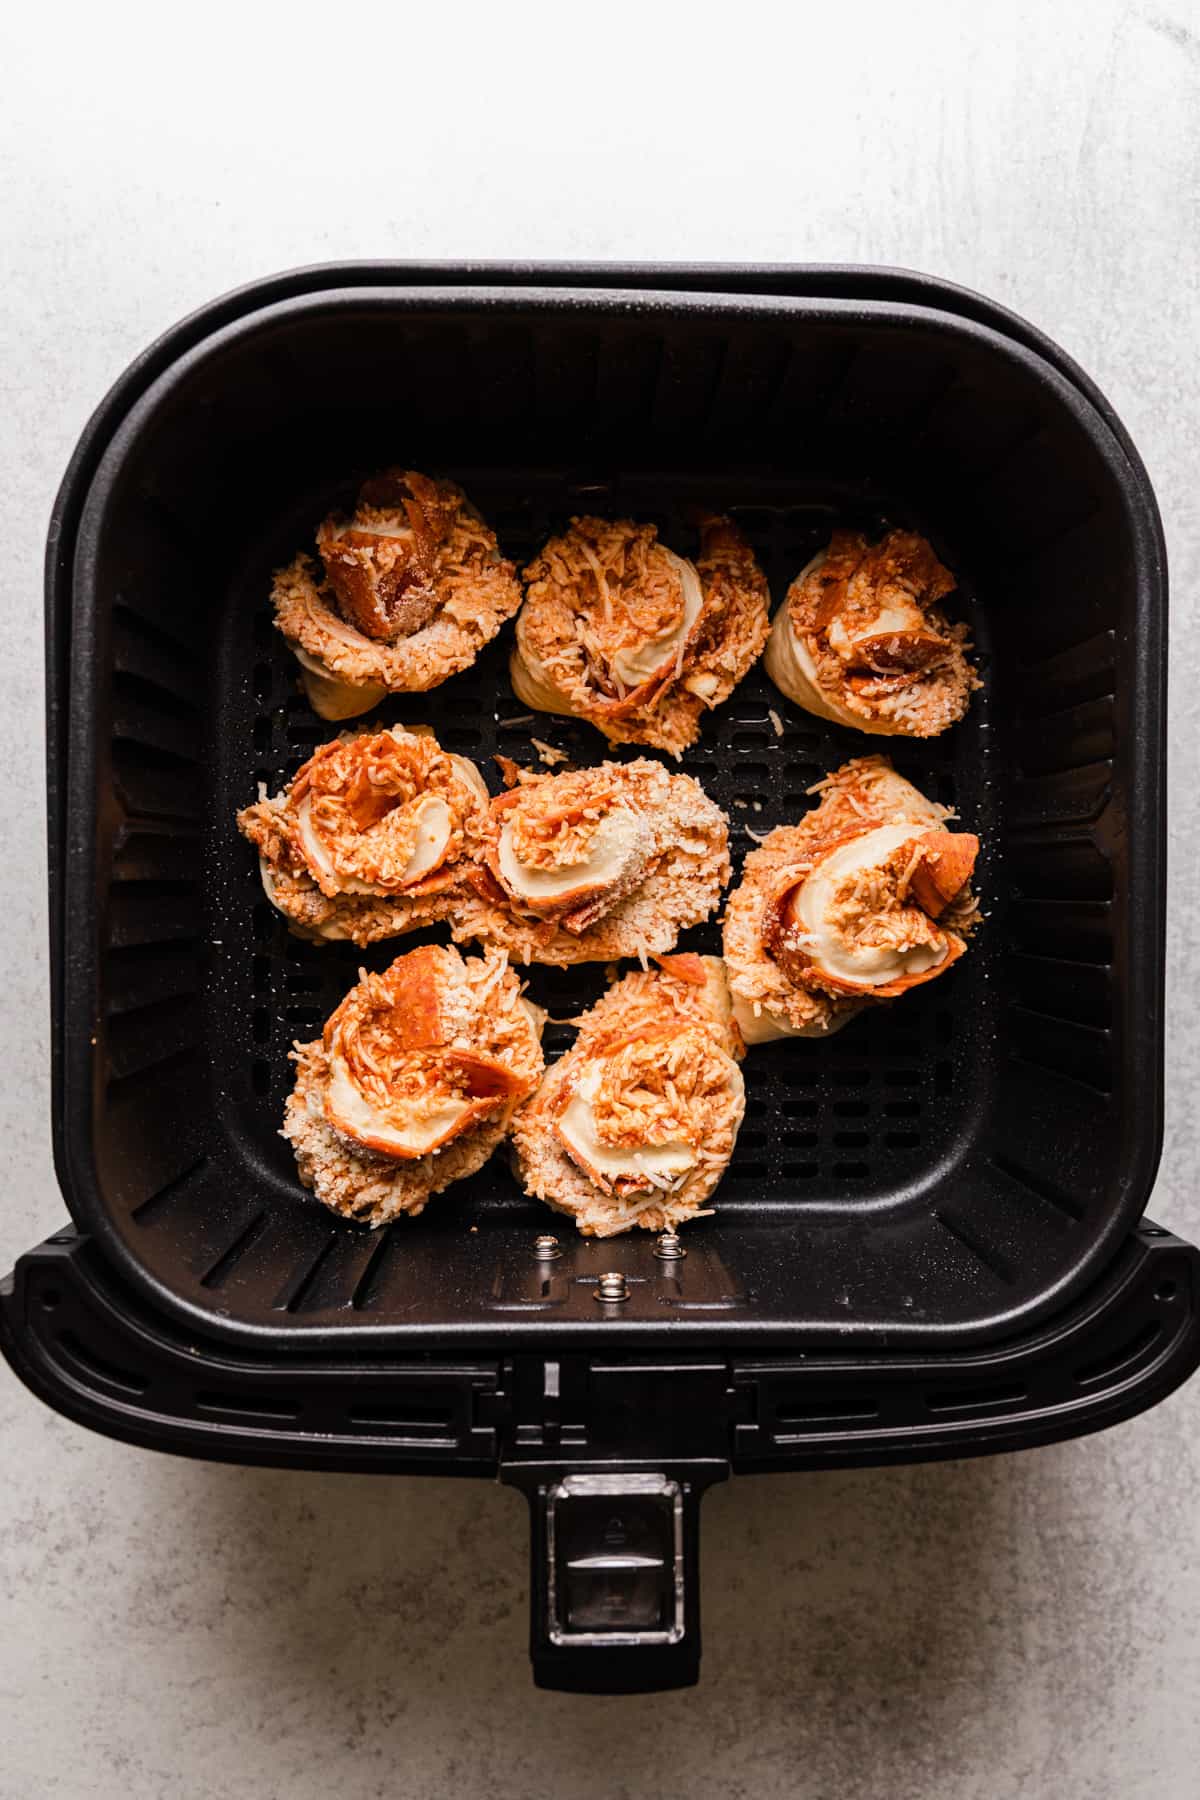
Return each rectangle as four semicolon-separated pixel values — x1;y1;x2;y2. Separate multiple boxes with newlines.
534;1234;561;1259
594;1271;629;1304
655;1231;686;1261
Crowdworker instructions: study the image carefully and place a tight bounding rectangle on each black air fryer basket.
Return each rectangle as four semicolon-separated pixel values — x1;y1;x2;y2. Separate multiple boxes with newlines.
5;263;1196;1691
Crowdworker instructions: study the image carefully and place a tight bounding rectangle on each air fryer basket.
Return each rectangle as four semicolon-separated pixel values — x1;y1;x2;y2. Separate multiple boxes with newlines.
9;264;1188;1692
56;279;1164;1347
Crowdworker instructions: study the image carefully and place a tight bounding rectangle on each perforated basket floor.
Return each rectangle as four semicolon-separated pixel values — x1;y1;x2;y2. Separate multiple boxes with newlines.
220;474;987;1193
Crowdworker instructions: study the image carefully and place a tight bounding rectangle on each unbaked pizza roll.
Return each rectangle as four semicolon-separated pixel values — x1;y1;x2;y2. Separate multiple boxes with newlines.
284;944;544;1224
272;469;522;720
764;529;980;736
452;757;730;966
723;756;980;1044
237;724;488;944
511;514;770;755
511;954;745;1237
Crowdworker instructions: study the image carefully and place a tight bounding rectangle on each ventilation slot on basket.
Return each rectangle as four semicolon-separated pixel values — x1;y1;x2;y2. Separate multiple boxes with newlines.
350;1233;395;1311
112;821;200;882
111;742;203;824
1074;1322;1162;1388
105;995;202;1084
1007;955;1111;1032
130;1155;211;1223
345;1403;455;1432
106;881;198;950
1017;698;1114;781
1008;1011;1112;1096
990;1154;1084;1223
775;1392;880;1426
704;333;792;442
113;593;201;658
1007;908;1115;983
56;1331;147;1398
1016;629;1116;714
650;333;727;437
968;431;1101;564
1011;763;1114;831
112;671;203;767
533;328;601;433
275;1233;340;1313
342;1222;484;1315
195;1392;299;1423
105;1048;201;1118
111;621;200;724
925;1382;1027;1414
1008;835;1113;902
105;942;198;1017
199;1213;270;1289
933;1211;1017;1286
760;338;852;436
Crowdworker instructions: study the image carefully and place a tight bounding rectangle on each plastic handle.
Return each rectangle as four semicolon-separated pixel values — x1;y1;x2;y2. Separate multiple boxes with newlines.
523;1471;709;1693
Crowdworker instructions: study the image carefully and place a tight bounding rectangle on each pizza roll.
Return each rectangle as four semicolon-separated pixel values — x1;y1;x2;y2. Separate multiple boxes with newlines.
238;724;488;944
453;757;730;966
511;514;770;755
511;954;745;1238
272;469;521;719
284;944;544;1224
764;530;980;736
723;756;980;1044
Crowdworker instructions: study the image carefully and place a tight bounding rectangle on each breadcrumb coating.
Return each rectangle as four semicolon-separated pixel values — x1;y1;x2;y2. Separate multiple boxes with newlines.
272;470;521;716
512;515;770;755
723;756;979;1039
284;945;544;1225
765;530;980;737
451;758;730;966
237;725;488;944
511;956;745;1237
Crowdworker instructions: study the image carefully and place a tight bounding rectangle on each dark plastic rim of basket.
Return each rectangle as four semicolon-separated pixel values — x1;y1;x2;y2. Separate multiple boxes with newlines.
44;264;1167;1354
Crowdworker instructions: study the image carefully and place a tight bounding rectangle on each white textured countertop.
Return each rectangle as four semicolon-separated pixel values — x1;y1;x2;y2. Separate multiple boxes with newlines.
3;3;1199;1794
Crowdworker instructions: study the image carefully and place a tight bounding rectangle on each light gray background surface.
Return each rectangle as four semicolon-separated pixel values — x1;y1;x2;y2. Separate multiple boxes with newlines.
2;2;1199;1794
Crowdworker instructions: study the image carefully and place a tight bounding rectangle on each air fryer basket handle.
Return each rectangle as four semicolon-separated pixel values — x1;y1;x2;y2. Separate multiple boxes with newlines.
511;1468;720;1693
